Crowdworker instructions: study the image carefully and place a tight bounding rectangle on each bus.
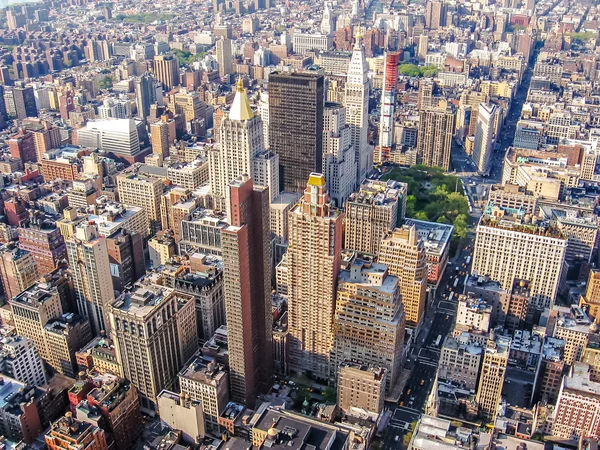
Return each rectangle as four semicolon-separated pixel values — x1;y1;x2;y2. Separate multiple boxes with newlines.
434;335;442;347
453;278;459;288
448;292;454;302
466;256;471;264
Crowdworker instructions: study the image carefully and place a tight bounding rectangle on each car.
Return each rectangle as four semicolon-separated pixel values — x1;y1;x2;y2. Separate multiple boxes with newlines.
399;401;404;406
446;315;450;320
420;379;425;385
407;389;411;395
394;436;400;442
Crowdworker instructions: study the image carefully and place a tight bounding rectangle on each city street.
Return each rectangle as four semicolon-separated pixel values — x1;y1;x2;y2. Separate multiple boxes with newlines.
382;234;475;450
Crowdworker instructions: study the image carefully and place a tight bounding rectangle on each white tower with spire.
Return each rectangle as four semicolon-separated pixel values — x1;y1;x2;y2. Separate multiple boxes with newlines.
321;2;335;35
344;30;371;186
209;79;278;213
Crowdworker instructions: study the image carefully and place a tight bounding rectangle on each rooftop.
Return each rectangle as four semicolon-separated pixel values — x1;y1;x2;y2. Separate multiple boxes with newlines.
179;353;228;385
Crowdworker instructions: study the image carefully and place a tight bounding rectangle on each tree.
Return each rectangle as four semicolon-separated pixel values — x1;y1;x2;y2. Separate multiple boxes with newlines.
399;63;421;77
98;76;113;90
322;387;336;403
415;211;429;220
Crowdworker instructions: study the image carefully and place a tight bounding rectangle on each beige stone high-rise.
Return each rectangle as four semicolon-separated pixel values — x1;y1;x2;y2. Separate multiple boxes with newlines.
476;334;510;423
331;259;405;393
66;223;114;336
287;174;344;379
108;281;196;415
116;167;164;235
344;180;406;255
378;225;427;327
337;363;386;415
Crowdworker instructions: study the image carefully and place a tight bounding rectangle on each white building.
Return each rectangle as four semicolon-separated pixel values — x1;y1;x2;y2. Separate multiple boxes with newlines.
472;204;567;309
345;35;371;185
472;103;497;175
322;103;357;208
292;33;333;54
76;119;141;157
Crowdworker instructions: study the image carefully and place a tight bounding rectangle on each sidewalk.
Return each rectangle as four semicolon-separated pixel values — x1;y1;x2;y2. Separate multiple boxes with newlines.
386;368;411;403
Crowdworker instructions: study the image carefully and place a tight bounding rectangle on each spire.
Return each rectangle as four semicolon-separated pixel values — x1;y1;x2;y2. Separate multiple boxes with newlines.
229;78;254;121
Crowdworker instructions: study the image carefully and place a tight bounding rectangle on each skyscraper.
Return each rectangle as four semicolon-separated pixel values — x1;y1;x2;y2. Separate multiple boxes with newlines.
221;176;272;406
425;0;446;29
476;334;510;423
472;103;497;175
416;102;455;170
116;166;164;235
216;38;233;78
378;225;428;328
344;180;406;255
153;54;179;91
209;79;265;208
150;120;170;158
269;72;324;193
472;203;567;309
377;51;399;162
135;73;161;120
331;257;405;393
287;174;344;379
345;33;370;185
66;222;114;335
109;282;196;414
322;102;356;207
5;84;37;120
0;246;39;301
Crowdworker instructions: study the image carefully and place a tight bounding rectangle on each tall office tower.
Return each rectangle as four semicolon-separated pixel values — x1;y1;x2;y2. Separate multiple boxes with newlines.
216;38;233;78
269;72;325;193
221;176;272;406
0;246;39;301
287;174;344;379
150;120;170;158
320;2;335;35
476;334;510;424
116;167;164;235
44;315;92;377
322;103;356;207
106;229;145;294
66;223;114;336
168;89;206;122
179;354;230;433
109;281;196;414
378;225;427;328
416;102;455;170
135;73;161;120
472;204;567;309
6;85;37;120
11;283;63;363
210;79;264;210
153;54;179;91
472;103;497;175
378;51;400;162
417;35;428;60
345;34;370;185
258;92;269;148
425;0;446;29
331;258;405;393
45;414;108;450
175;255;225;344
29;120;62;161
344;180;405;255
